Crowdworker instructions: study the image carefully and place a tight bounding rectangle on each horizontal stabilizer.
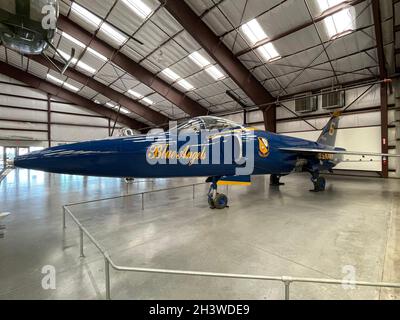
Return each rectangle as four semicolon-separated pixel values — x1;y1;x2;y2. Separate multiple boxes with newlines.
217;175;251;186
279;147;400;158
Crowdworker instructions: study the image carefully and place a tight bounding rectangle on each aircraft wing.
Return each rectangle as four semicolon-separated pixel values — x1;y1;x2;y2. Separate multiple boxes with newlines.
279;148;400;158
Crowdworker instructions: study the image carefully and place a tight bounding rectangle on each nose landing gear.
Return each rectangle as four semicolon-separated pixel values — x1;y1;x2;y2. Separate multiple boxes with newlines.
207;178;229;209
310;171;326;192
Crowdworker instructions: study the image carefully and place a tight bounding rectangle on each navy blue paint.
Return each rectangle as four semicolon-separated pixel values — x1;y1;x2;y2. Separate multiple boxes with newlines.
14;117;343;179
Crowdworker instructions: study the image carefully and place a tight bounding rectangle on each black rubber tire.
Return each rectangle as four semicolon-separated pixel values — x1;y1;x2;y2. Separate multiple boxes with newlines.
314;177;326;192
214;193;228;209
270;174;284;186
208;196;216;209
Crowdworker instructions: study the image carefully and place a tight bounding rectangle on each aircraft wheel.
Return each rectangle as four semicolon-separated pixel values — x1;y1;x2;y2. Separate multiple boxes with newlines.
214;193;228;210
270;174;284;186
208;196;216;209
313;177;326;192
124;177;134;183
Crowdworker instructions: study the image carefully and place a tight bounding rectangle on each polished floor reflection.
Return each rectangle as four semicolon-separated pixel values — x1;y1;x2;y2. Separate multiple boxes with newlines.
0;169;399;299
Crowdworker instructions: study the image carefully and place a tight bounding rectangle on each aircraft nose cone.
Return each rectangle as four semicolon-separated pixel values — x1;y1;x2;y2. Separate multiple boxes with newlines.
13;151;44;170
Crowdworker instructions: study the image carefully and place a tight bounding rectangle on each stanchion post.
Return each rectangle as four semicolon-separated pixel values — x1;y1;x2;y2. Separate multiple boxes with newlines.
62;207;66;229
141;193;144;210
105;258;111;300
284;280;291;300
79;227;84;257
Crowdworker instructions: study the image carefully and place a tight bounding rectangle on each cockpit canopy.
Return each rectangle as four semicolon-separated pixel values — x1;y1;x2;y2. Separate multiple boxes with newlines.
176;116;245;133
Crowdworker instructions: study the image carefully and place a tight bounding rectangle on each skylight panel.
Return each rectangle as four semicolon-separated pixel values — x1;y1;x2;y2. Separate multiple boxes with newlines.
142;97;153;105
205;65;225;80
71;3;101;27
162;68;195;91
100;23;128;46
128;89;143;99
119;107;131;114
162;68;180;81
58;50;96;74
241;18;281;62
317;0;347;13
63;82;80;92
47;74;63;85
189;51;210;68
317;0;355;39
122;0;152;19
62;32;85;48
189;51;226;80
62;32;107;62
177;79;194;91
241;18;268;45
47;74;79;92
87;48;108;61
258;43;281;62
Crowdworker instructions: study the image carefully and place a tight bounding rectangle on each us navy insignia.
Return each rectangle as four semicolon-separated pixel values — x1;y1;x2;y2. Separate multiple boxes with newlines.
258;137;270;158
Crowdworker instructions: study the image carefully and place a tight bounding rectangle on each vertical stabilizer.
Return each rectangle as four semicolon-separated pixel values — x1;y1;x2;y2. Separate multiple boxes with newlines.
317;111;341;147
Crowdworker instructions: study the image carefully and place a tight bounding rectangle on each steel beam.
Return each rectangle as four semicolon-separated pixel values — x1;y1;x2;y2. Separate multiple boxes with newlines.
372;0;388;178
0;62;145;130
57;15;208;117
163;0;276;131
47;94;51;147
30;55;169;126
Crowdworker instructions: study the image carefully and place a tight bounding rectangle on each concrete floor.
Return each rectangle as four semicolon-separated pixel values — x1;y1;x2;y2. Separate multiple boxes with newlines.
0;169;399;300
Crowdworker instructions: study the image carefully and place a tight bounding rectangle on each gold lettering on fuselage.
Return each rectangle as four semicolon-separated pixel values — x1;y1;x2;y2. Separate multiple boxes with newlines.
317;153;334;161
147;144;207;165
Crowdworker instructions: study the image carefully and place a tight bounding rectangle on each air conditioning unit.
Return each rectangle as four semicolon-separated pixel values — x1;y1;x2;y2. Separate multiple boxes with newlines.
321;87;345;109
295;92;318;113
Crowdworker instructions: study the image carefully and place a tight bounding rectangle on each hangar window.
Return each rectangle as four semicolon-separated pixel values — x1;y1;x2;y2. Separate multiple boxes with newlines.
241;19;281;63
317;0;355;39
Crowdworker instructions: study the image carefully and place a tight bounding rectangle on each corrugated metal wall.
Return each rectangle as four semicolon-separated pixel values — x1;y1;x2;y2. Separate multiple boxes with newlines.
222;83;397;175
0;74;122;148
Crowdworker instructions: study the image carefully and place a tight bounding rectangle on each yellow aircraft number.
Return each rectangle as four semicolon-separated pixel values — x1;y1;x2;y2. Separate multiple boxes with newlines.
318;153;334;161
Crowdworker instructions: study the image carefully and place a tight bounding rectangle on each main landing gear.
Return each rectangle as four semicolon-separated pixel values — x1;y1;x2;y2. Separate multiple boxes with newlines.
207;178;228;210
310;171;326;192
270;174;285;186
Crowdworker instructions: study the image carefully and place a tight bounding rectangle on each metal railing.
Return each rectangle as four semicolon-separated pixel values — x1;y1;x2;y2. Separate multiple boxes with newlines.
62;183;400;300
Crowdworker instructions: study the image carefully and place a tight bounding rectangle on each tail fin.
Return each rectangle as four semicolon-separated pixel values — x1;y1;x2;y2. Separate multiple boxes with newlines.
317;111;341;147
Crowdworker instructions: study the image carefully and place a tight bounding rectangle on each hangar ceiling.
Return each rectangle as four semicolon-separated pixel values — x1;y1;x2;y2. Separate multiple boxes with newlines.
0;0;396;129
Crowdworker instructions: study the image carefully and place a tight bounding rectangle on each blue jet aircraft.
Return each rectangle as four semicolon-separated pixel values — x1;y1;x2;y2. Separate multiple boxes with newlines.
13;114;400;209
